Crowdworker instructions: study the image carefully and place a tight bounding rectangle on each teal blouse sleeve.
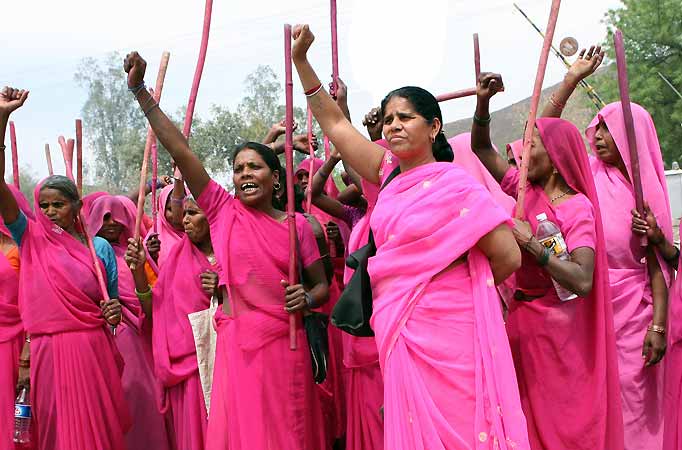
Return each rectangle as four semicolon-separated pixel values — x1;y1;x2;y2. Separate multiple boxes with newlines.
93;237;119;299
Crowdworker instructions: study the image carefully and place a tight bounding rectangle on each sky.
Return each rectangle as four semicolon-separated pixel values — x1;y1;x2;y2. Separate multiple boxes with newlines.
2;0;622;182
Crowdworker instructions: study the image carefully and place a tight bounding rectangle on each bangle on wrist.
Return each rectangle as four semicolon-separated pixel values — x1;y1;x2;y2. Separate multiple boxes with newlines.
304;83;323;97
537;246;551;266
549;94;566;111
473;113;491;127
647;323;666;335
18;359;30;368
170;196;185;205
135;286;152;301
128;81;146;96
304;292;318;309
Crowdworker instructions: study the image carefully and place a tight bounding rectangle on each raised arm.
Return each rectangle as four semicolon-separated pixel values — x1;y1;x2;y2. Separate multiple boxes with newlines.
309;148;346;219
0;87;29;225
540;45;604;118
124;52;210;198
471;73;509;183
292;25;385;184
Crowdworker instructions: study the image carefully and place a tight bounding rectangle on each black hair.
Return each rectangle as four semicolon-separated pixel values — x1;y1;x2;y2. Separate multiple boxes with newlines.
380;86;454;162
40;175;80;204
231;141;301;211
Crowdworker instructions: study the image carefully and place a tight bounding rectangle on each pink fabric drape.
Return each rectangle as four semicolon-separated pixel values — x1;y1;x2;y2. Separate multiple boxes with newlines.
665;267;682;449
147;184;186;268
87;195;172;450
199;180;326;450
17;182;131;450
369;158;529;449
502;118;624;450
587;102;671;450
152;232;216;450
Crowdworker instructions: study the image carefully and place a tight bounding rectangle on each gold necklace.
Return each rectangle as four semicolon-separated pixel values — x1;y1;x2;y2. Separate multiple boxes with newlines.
550;189;570;203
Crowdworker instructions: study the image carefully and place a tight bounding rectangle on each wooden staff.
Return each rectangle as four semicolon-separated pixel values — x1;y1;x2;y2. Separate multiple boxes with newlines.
132;51;171;269
435;87;477;103
306;105;314;213
45;144;54;176
75;119;83;196
284;24;298;351
9;121;19;189
330;0;339;97
515;0;562;219
614;30;645;216
182;0;213;139
474;33;481;82
60;137;115;333
152;139;159;233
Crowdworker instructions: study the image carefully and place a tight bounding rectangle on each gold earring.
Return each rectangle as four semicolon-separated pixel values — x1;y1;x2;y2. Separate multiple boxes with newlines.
274;181;281;190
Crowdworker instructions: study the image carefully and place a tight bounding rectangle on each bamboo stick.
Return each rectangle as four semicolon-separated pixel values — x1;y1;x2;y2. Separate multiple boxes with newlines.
330;0;339;97
515;0;562;219
306;105;314;213
435;87;477;103
45;144;54;176
76;119;83;196
474;33;481;82
9;121;19;189
284;24;298;351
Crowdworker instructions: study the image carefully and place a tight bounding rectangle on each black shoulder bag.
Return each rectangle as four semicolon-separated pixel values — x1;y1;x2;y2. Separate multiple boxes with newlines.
331;166;401;336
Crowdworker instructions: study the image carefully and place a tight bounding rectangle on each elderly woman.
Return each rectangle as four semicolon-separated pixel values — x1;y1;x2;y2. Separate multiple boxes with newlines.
124;51;329;450
291;24;529;449
473;73;624;450
0;86;129;450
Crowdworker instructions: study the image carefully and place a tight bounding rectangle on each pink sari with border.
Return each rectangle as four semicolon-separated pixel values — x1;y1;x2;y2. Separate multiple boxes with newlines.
88;195;172;450
17;182;131;450
369;158;529;449
199;180;326;450
0;186;32;450
503;118;624;450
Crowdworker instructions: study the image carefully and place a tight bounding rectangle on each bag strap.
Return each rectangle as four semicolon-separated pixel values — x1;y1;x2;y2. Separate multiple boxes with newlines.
367;165;402;247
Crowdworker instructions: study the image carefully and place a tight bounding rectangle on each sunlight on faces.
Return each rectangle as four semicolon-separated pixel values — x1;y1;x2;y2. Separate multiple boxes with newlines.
348;0;449;104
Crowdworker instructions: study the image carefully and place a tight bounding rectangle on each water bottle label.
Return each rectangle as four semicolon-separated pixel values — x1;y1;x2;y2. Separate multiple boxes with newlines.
538;234;568;256
14;404;31;419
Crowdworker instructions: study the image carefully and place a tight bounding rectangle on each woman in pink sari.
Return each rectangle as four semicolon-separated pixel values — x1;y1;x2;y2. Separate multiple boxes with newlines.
473;73;624;450
0;86;130;450
124;52;329;450
87;195;172;450
292;25;529;449
0;185;32;450
541;53;671;448
125;195;219;450
145;183;186;268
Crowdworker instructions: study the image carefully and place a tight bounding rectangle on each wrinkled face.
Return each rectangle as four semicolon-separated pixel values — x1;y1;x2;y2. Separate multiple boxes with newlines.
526;128;554;183
296;171;310;191
38;188;79;230
98;213;123;242
183;200;210;245
382;97;438;160
233;149;278;208
593;120;622;166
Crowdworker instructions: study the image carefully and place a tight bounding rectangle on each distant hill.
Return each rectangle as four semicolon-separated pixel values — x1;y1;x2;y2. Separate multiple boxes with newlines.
443;80;602;151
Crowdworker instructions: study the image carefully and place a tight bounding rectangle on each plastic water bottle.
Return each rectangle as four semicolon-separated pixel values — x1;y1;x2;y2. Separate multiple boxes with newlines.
535;213;578;302
13;385;31;445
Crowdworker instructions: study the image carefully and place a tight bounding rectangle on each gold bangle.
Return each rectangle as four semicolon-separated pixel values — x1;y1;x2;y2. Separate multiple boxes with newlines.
647;324;666;335
550;94;566;111
135;286;152;301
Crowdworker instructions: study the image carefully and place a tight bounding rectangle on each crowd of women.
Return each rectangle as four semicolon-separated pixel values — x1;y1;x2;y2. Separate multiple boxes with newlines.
0;22;680;450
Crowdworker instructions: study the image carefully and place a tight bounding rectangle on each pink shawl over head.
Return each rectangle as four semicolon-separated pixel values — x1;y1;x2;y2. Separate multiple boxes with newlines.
507;139;523;164
369;161;529;449
152;234;213;387
586;101;673;288
81;191;109;219
87;195;145;332
517;118;624;448
296;156;340;199
147;184;186;268
17;181;110;335
0;185;33;342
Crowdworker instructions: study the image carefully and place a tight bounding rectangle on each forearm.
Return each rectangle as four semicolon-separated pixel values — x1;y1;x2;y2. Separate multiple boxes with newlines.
526;240;592;297
311;157;339;196
308;281;329;308
540;75;578;118
471;98;509;183
131;267;153;318
0;117;19;223
262;129;283;145
655;238;679;270
337;99;351;122
343;163;363;192
169;180;185;228
133;89;210;197
648;248;668;327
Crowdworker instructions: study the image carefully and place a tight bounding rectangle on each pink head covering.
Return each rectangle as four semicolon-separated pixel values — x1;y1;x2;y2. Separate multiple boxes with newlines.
87;195;137;246
296;156;340;199
450;133;516;214
81;191;108;219
147;184;186;268
586;102;673;251
534;117;624;447
507;139;523;165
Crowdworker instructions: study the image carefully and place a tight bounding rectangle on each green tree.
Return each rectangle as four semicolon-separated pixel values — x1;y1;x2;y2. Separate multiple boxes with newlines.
76;52;147;191
595;0;682;165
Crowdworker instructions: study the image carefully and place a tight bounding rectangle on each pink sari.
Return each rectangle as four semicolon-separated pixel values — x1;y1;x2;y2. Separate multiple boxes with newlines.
88;195;172;450
502;118;624;450
147;184;186;268
17;183;131;450
0;186;32;450
200;180;326;450
152;232;216;450
369;157;529;449
666;258;682;449
586;102;671;449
